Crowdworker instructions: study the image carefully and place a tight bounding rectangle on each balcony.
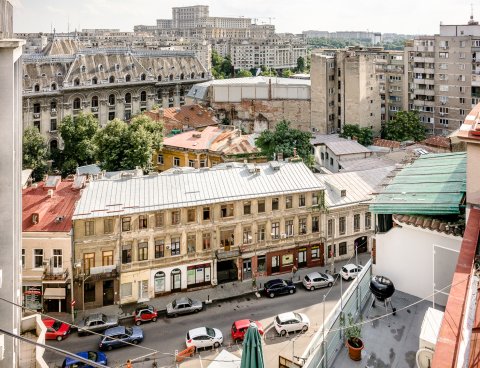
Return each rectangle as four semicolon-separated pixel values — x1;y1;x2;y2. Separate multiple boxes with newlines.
120;251;214;273
50;109;57;117
33;112;40;119
43;268;69;282
91;106;98;112
414;88;435;96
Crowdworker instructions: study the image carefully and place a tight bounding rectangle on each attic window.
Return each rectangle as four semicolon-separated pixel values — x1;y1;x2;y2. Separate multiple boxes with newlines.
92;77;98;85
140;73;146;81
24;74;29;79
34;84;40;92
74;78;80;86
131;63;135;69
57;72;62;77
115;64;120;71
81;65;86;73
191;72;195;79
157;75;162;82
169;74;173;81
32;213;39;224
341;190;347;197
125;74;131;82
41;73;46;77
109;76;115;83
98;64;103;72
51;83;57;90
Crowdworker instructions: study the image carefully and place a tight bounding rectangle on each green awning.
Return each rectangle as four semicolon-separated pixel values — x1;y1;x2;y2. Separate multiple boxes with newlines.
240;322;264;368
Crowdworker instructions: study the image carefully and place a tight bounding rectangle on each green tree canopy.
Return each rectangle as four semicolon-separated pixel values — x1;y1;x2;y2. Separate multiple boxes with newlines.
255;120;312;162
339;124;373;146
383;111;426;142
281;69;293;78
236;69;253;78
211;50;233;79
94;114;163;171
23;127;48;182
296;56;306;72
58;113;99;176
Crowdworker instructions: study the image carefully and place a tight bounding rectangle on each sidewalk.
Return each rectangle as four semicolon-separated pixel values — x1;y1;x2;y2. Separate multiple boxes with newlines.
50;253;371;324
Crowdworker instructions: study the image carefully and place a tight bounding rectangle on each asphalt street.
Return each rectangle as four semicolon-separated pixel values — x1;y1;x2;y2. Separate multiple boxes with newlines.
44;278;351;368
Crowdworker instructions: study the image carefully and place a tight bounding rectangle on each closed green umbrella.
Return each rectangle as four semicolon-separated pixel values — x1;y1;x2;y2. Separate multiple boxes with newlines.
240;322;264;368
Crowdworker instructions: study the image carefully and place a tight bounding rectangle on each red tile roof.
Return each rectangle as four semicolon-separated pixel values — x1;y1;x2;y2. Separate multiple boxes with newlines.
393;214;464;237
422;136;451;150
163;126;223;150
22;180;81;232
456;103;480;143
373;138;401;149
432;208;480;368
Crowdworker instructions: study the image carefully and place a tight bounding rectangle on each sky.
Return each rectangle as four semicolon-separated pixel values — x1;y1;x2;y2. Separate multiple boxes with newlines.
11;0;476;35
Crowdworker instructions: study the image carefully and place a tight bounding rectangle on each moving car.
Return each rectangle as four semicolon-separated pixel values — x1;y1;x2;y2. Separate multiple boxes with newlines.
303;271;335;291
340;264;364;281
61;351;107;368
263;279;296;298
99;326;144;351
274;312;310;336
43;318;71;341
231;319;264;342
77;313;119;336
166;297;203;317
185;327;223;351
133;304;158;325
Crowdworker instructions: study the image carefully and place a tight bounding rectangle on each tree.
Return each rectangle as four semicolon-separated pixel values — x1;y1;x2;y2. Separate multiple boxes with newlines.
382;111;426;142
296;56;306;72
58;113;99;175
23;127;48;182
236;69;253;78
282;69;293;78
211;50;233;79
94;114;163;171
255;120;312;162
340;124;373;146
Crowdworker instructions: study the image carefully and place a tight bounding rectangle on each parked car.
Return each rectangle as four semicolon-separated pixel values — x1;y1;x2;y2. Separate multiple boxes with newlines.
77;313;119;336
340;264;364;281
263;279;296;298
166;297;203;317
99;326;144;351
231;319;264;342
274;312;310;336
186;327;223;351
43;318;71;341
133;304;158;325
303;271;335;291
61;351;107;368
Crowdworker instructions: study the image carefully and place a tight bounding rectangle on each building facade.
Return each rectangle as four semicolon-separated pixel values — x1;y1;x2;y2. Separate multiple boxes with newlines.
22;44;209;148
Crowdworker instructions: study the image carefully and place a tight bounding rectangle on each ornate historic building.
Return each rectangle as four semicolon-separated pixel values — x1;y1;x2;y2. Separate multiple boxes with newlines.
22;40;210;149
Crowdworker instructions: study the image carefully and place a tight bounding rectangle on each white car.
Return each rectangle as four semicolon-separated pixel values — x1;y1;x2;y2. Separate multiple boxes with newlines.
274;312;310;336
340;264;363;281
186;327;223;350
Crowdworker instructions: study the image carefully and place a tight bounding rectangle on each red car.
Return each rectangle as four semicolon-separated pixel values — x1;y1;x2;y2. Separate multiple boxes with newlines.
43;318;71;341
133;304;158;325
231;319;264;343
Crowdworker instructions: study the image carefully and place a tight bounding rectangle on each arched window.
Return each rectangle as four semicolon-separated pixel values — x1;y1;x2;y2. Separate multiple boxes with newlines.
154;271;165;294
92;77;98;85
74;78;80;86
156;89;162;100
201;72;205;79
50;101;57;111
140;73;146;81
91;96;98;108
98;64;103;72
180;73;184;80
169;74;173;81
190;72;195;79
140;91;147;102
171;268;181;291
125;93;131;104
50;140;58;151
157;75;162;82
51;83;57;91
73;98;81;110
125;74;131;82
108;94;115;105
81;65;86;73
109;76;115;83
34;84;40;92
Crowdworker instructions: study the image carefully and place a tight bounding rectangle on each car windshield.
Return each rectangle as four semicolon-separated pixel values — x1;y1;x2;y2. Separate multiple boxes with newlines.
125;327;133;336
52;321;62;330
342;267;348;273
319;273;329;278
293;312;302;321
304;275;311;282
206;327;215;337
172;300;177;308
87;351;97;361
187;298;193;305
275;316;281;324
101;314;107;322
282;280;287;286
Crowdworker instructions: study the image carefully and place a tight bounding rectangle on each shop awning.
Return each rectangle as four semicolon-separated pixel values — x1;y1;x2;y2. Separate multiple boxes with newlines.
43;288;66;300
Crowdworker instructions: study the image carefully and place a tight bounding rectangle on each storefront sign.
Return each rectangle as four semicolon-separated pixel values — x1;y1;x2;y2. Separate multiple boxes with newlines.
24;286;42;311
282;254;294;266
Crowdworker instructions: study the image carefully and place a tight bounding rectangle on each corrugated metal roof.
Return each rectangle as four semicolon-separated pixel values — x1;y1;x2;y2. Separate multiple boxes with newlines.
325;140;371;156
315;167;395;208
73;161;324;220
369;152;466;215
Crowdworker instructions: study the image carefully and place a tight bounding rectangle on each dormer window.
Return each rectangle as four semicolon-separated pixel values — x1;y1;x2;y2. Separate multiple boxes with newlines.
92;77;98;85
190;72;195;79
169;74;173;81
57;72;62;77
131;63;135;69
180;73;184;80
41;73;46;77
115;64;120;71
24;74;29;79
74;78;80;86
125;74;131;82
157;75;162;82
109;76;115;83
34;84;40;92
140;73;146;81
341;190;346;197
81;65;86;73
51;83;57;90
98;64;104;72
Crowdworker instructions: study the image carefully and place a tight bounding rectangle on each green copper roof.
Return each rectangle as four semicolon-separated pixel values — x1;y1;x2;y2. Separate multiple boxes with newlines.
369;152;466;215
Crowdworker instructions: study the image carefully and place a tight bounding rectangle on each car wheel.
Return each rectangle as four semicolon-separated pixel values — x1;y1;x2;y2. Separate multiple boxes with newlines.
269;292;275;298
107;345;113;351
132;340;139;345
309;286;315;291
56;336;63;341
152;317;157;322
301;325;309;333
135;320;142;326
194;309;200;313
328;282;333;287
213;342;220;349
280;330;287;337
289;289;294;294
172;313;177;318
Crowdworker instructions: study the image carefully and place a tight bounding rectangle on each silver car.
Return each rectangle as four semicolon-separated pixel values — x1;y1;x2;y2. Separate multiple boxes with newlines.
77;313;119;336
166;297;203;318
302;271;334;291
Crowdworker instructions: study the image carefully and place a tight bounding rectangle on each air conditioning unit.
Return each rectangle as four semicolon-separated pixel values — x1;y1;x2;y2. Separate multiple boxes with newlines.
439;112;445;116
280;233;287;239
166;244;171;250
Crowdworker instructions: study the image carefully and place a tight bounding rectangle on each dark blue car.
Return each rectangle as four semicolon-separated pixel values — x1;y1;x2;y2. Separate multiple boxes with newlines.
264;279;296;298
99;326;144;351
61;351;107;367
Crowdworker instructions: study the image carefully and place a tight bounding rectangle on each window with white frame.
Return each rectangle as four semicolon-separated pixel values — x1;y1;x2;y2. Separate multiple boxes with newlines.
52;249;62;268
157;154;164;165
34;249;44;268
440;118;449;126
365;212;371;230
354;214;360;232
171;237;180;256
439;85;449;92
22;249;25;269
173;157;180;166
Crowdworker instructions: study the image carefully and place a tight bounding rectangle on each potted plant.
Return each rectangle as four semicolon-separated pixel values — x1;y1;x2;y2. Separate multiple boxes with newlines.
340;313;364;361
